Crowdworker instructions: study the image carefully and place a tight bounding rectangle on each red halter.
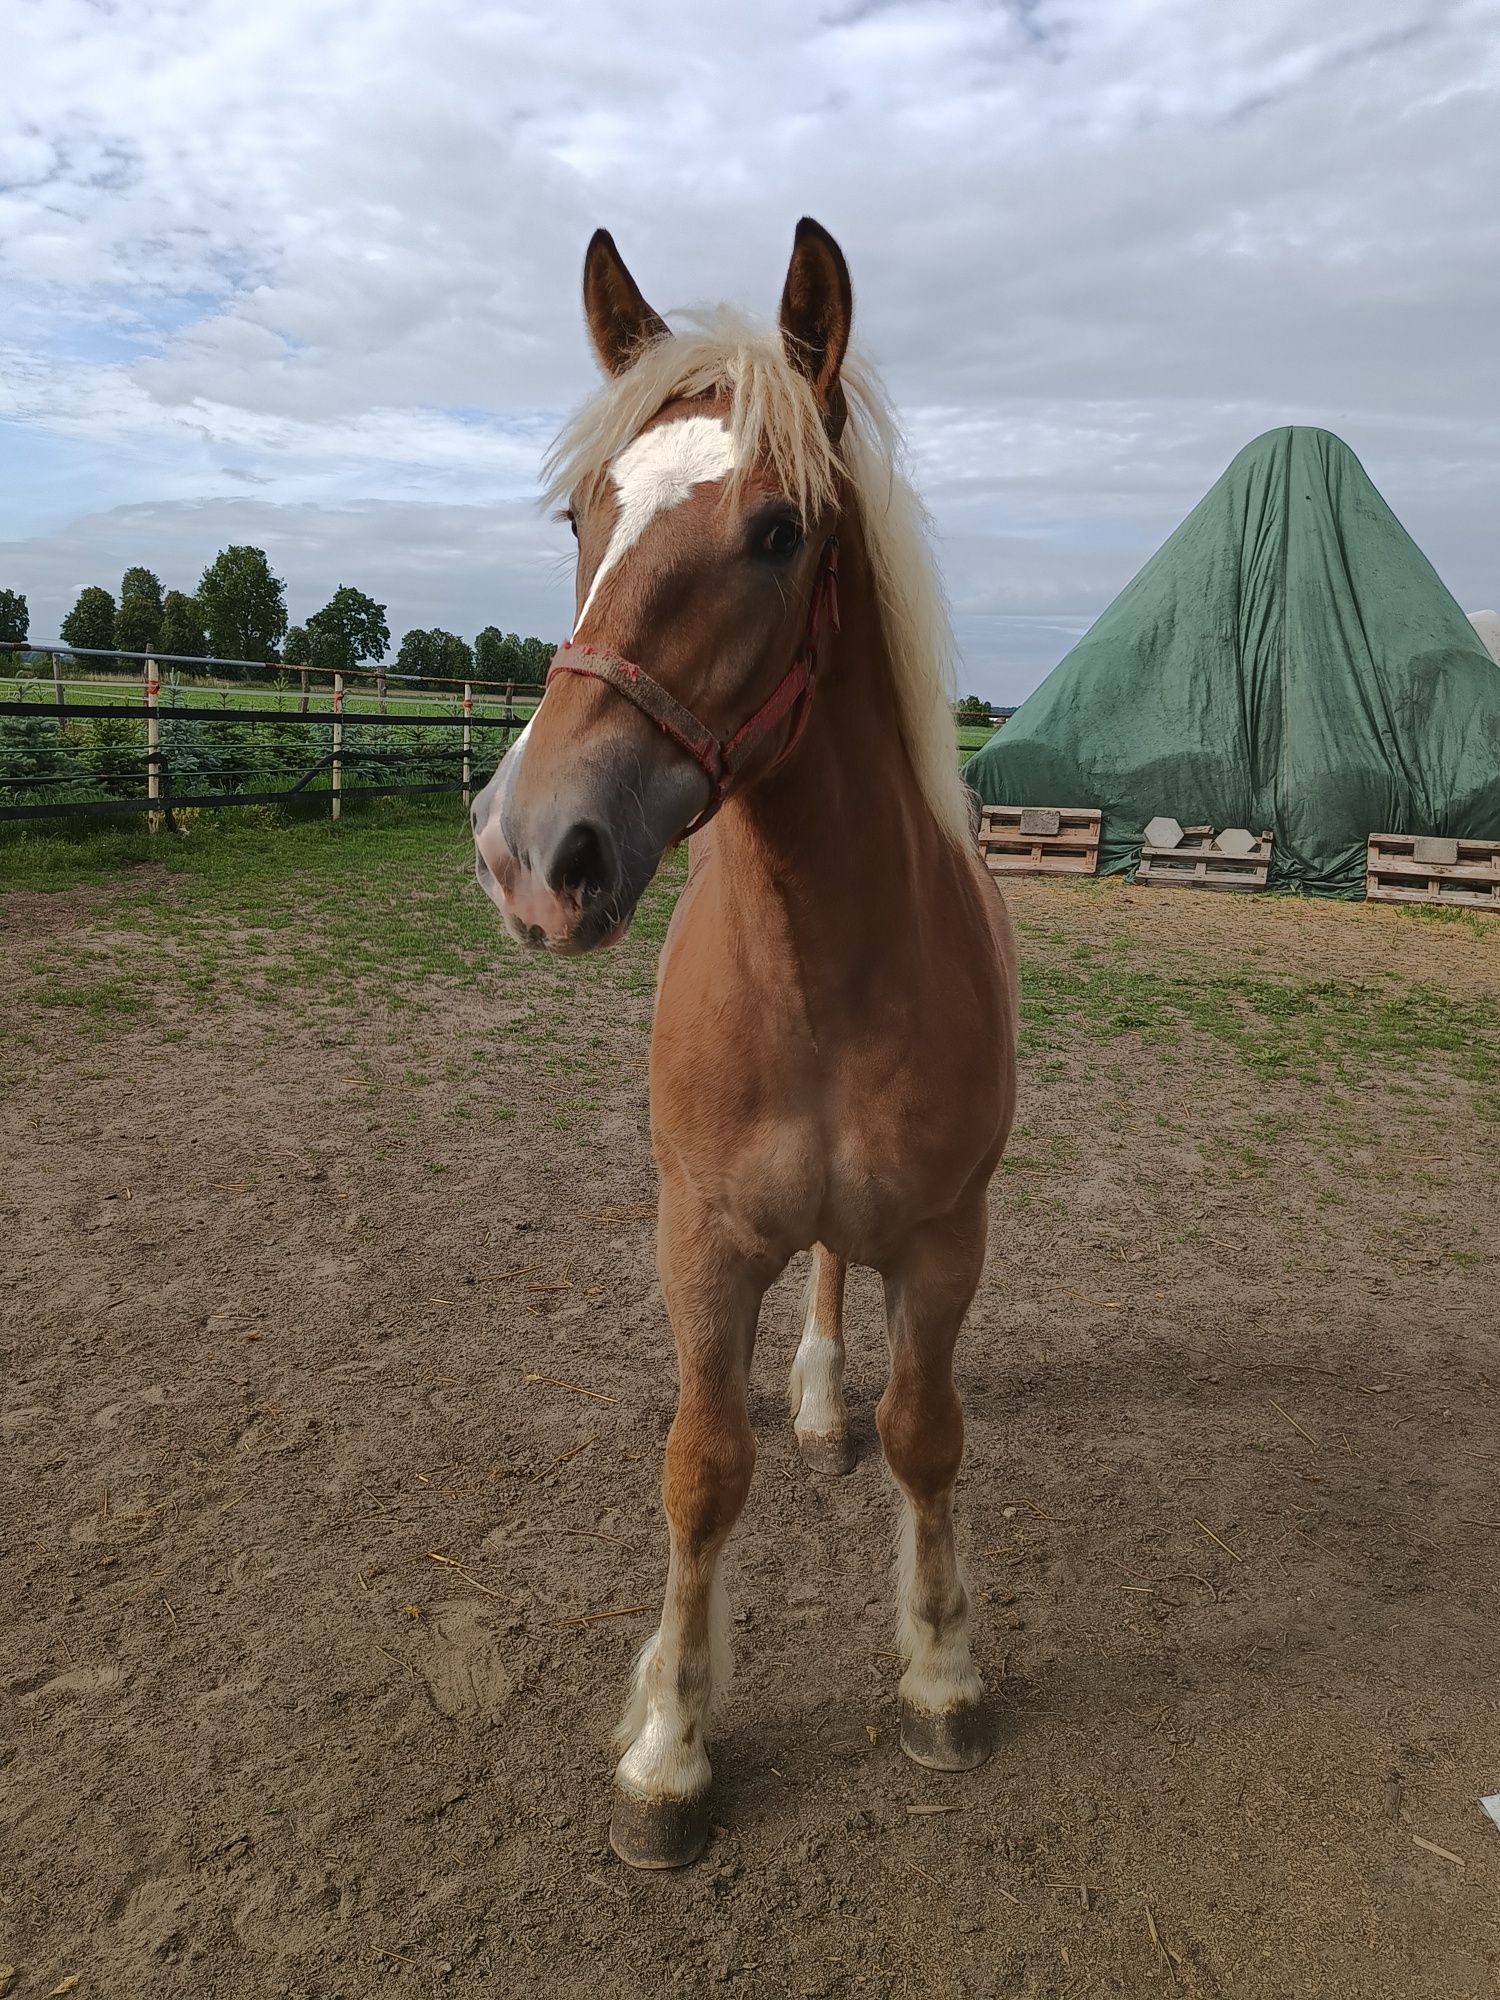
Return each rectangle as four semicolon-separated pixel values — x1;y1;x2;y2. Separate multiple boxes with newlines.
545;537;840;835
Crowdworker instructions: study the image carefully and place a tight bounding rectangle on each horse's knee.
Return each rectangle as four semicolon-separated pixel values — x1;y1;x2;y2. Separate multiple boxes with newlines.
663;1403;756;1548
877;1376;963;1500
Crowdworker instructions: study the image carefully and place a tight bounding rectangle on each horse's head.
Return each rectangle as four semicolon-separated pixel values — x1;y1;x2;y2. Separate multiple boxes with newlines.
472;219;852;954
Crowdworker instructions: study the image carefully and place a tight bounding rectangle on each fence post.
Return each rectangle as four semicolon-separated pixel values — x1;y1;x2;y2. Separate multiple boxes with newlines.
144;651;161;835
52;651;65;717
331;672;343;822
298;666;310;715
377;664;387;716
504;679;515;732
462;681;473;807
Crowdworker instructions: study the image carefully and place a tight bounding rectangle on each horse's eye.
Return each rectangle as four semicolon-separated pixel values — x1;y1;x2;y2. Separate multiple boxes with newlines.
567;512;578;540
759;516;803;559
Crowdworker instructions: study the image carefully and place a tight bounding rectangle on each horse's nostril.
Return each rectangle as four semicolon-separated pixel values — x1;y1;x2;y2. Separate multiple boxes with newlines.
548;821;615;903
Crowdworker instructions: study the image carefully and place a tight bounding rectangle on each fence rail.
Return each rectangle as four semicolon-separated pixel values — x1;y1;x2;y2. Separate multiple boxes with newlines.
0;644;535;827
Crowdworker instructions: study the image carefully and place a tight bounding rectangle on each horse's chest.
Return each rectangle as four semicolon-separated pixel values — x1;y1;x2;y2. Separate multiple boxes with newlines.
651;864;1013;1260
654;1024;992;1260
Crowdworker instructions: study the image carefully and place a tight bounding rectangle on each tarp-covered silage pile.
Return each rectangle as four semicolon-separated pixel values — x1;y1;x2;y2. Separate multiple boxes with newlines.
964;427;1500;897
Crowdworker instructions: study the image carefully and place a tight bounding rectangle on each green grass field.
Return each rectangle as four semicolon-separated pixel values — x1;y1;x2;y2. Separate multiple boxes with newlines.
14;675;996;737
7;801;1493;1116
5;671;537;723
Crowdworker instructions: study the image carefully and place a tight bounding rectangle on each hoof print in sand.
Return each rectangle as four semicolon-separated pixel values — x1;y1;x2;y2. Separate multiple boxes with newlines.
418;1603;515;1717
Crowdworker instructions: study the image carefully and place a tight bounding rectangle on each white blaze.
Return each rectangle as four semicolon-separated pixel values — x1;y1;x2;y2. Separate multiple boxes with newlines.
479;705;536;830
573;414;737;639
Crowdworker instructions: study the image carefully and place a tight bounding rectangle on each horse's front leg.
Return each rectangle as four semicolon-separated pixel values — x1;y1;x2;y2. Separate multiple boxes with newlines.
877;1190;992;1772
610;1171;769;1870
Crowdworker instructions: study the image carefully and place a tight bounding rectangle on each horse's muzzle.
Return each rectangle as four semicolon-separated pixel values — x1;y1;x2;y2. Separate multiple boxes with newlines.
473;804;630;955
469;704;700;955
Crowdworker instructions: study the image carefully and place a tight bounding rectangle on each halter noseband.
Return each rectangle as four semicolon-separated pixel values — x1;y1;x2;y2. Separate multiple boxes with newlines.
544;537;840;835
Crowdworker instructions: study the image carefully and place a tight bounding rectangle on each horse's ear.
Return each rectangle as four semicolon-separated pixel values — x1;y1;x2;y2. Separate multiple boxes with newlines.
583;229;669;378
778;217;852;439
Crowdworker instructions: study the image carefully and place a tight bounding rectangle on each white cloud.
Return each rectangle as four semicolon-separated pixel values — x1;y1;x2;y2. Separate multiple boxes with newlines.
1;0;1498;696
0;496;567;650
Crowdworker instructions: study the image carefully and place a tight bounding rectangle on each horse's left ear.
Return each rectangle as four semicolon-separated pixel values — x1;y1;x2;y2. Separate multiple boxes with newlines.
778;217;852;439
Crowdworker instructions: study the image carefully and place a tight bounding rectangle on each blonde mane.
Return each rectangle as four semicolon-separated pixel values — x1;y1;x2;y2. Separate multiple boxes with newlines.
543;307;972;848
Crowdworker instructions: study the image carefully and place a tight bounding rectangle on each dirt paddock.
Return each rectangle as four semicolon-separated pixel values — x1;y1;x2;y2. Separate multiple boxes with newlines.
2;818;1497;1999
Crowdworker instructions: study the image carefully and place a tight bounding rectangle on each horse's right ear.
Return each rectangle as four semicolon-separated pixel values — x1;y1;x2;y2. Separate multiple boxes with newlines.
583;230;669;378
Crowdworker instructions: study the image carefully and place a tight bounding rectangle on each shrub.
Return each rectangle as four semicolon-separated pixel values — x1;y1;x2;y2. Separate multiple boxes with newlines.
79;714;147;795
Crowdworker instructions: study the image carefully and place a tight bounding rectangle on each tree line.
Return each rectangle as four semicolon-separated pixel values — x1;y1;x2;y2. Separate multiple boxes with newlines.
0;550;558;686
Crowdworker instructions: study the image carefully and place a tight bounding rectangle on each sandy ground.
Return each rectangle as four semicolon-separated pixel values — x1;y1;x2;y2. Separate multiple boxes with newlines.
2;867;1498;2000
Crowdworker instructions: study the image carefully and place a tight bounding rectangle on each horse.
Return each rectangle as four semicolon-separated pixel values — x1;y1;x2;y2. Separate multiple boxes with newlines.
471;218;1018;1869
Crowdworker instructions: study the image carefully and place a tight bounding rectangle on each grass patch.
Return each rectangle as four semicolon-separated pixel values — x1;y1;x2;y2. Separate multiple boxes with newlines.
5;810;1496;1102
1388;901;1500;943
1019;955;1497;1084
4;801;685;1045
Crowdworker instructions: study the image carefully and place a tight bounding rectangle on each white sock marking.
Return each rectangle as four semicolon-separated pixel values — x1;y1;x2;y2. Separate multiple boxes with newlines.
789;1271;847;1441
614;1568;732;1803
573;415;738;639
894;1496;983;1716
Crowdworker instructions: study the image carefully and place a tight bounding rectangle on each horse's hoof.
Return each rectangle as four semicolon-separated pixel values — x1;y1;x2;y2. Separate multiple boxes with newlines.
609;1788;711;1870
795;1430;855;1477
899;1699;992;1772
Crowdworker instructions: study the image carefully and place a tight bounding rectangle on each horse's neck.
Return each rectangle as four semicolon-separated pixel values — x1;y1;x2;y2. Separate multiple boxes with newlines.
712;522;941;934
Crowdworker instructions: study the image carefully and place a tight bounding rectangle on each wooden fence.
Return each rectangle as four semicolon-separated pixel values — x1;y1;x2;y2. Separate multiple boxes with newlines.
0;643;533;827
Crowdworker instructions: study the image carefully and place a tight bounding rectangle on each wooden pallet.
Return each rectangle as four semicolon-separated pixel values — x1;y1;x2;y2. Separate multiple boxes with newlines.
978;805;1100;877
1366;832;1500;909
1137;825;1273;893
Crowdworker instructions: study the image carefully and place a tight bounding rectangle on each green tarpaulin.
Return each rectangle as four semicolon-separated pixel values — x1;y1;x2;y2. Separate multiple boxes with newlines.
964;427;1500;896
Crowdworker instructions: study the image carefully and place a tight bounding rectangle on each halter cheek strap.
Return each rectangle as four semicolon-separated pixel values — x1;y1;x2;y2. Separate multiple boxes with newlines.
545;537;840;834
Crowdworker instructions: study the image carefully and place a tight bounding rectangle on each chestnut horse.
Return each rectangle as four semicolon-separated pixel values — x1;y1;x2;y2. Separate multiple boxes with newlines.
471;219;1017;1868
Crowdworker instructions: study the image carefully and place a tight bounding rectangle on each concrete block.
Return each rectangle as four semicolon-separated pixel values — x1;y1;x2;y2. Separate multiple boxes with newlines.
1213;827;1260;857
1412;836;1459;866
1018;807;1061;837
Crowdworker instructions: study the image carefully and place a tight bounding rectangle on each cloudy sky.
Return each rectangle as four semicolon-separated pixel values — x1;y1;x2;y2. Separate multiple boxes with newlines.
2;0;1497;700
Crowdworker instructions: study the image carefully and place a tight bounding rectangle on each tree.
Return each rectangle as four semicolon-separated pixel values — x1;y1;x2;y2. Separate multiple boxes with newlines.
474;625;513;681
0;589;27;645
0;710;77;790
306;586;389;675
395;627;473;685
159;590;208;662
469;628;555;686
518;635;554;685
197;546;287;673
60;585;117;653
115;566;164;654
283;623;310;666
